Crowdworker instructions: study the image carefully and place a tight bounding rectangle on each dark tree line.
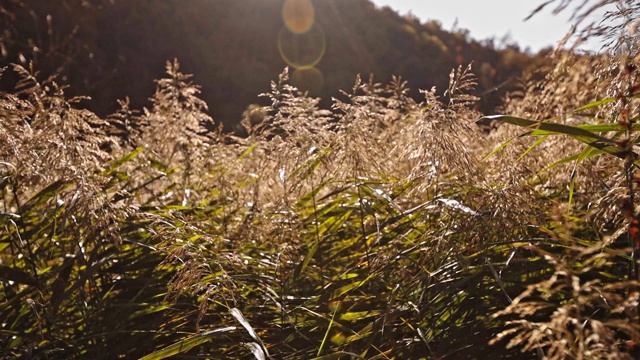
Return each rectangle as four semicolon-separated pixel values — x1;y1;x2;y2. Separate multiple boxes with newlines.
0;0;542;131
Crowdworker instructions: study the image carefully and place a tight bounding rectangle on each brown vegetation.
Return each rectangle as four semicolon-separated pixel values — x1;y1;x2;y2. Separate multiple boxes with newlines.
1;1;639;359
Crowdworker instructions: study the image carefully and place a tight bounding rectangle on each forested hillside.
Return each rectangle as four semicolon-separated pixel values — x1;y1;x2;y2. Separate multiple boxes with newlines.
0;0;535;131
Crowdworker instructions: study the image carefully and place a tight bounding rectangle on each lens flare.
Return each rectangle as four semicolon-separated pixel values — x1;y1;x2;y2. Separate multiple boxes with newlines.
282;0;314;34
278;24;326;69
291;67;324;94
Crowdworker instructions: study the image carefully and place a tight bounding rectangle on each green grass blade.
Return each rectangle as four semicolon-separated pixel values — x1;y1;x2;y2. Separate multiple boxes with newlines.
238;142;258;159
482;137;516;161
528;122;631;135
479;115;635;160
291;238;319;281
333;274;375;298
573;97;616;112
517;135;549;161
22;180;70;213
571;92;640;113
318;298;341;357
480;115;615;143
289;146;331;180
101;146;144;176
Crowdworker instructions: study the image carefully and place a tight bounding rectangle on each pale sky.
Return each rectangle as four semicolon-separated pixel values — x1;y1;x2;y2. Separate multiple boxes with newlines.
369;0;610;52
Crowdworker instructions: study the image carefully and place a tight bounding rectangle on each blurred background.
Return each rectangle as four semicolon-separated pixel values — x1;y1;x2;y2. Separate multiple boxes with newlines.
0;0;554;132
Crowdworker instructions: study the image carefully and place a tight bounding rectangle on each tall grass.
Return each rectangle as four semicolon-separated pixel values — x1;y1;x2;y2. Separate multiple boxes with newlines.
478;1;640;358
1;1;639;358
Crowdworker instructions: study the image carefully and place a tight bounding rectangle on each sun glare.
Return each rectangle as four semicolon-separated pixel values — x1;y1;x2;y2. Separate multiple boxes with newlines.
279;0;325;93
282;0;314;34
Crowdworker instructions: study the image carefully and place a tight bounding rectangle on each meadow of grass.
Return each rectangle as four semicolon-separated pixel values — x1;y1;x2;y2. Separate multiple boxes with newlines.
1;2;640;359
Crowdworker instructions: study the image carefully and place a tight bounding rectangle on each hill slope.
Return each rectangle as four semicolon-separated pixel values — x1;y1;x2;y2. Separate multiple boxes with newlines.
0;0;534;130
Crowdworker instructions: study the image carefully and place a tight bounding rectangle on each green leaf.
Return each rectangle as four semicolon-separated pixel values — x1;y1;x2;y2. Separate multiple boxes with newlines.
339;310;381;321
479;115;634;160
291;238;319;282
21;180;70;213
332;274;375;298
573;97;616;112
238;142;258;159
295;179;333;211
482;137;516;161
480;115;615;143
517;135;549;161
318;296;341;357
101;146;144;176
528;122;631;135
289;145;332;180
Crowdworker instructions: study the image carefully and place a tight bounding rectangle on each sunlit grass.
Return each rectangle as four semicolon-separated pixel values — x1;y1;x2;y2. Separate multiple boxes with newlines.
1;2;640;357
